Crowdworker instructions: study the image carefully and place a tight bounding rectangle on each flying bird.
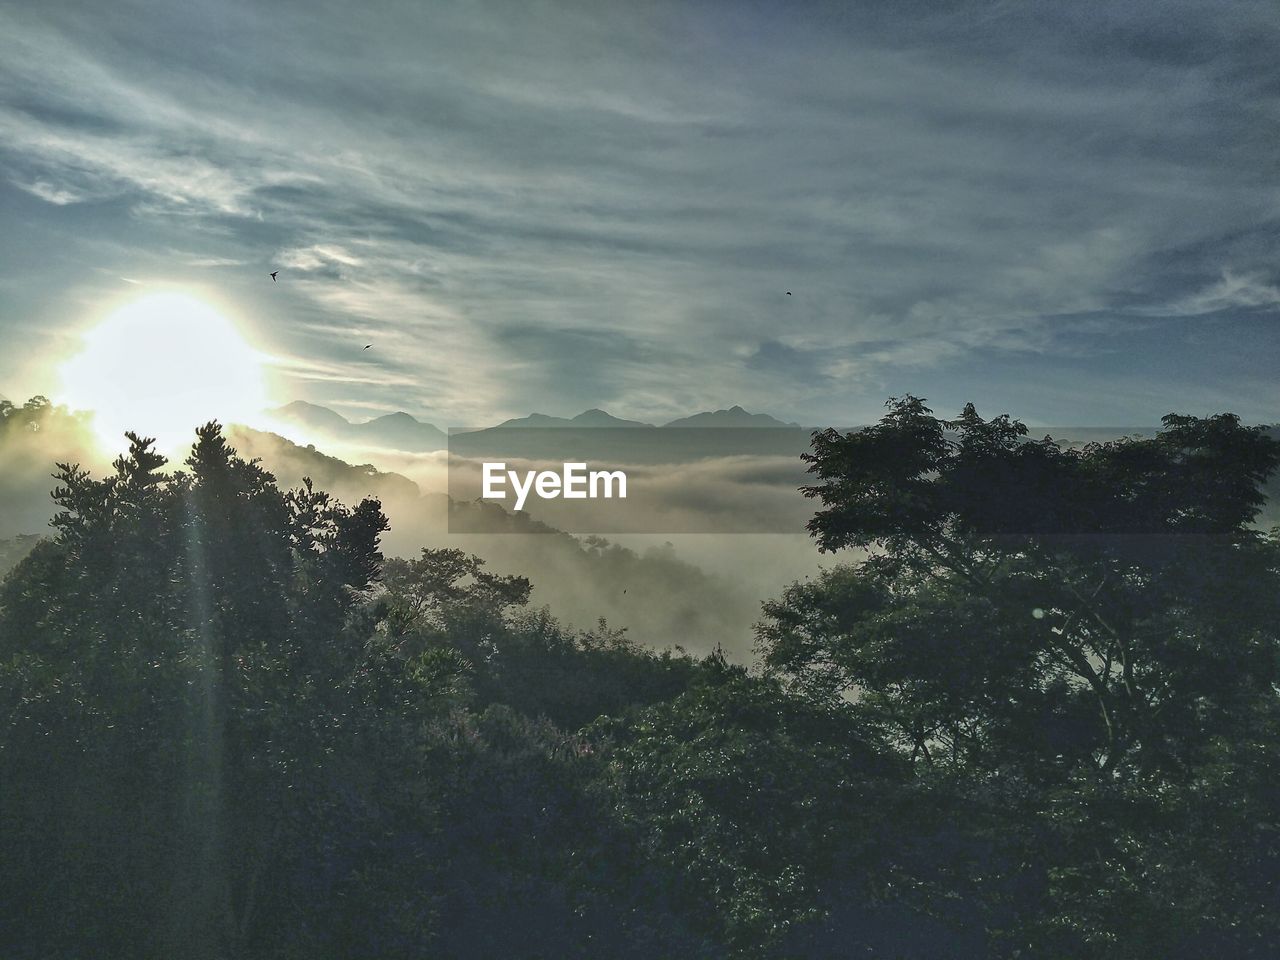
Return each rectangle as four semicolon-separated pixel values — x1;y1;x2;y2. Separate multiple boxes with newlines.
786;291;791;296
270;271;278;281
363;344;372;350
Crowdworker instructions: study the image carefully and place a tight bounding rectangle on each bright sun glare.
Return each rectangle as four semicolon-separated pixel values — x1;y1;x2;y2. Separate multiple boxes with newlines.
60;292;267;455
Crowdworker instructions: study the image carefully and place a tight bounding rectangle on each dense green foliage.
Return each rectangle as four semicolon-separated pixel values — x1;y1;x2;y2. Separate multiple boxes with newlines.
2;400;1278;958
765;397;1280;956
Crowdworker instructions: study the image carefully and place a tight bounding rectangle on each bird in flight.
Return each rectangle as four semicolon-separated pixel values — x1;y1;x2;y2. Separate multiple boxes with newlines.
363;344;372;350
270;271;279;281
786;291;791;296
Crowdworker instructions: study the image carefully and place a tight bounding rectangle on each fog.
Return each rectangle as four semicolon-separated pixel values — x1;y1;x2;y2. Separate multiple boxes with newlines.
20;401;1264;663
0;401;828;660
225;425;826;659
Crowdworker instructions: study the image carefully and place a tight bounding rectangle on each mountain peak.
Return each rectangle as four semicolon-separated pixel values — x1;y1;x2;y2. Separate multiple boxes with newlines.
271;401;352;428
269;401;446;451
495;412;567;428
662;406;800;429
571;409;654;428
496;409;655;428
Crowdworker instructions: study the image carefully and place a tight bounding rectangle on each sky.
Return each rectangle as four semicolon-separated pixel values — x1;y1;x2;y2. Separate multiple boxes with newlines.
1;0;1277;430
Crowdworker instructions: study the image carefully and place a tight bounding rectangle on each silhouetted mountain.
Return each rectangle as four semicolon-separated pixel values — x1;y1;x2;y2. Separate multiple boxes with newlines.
274;400;352;434
271;401;809;442
268;400;812;471
574;408;655;428
495;409;655;429
228;425;423;503
269;401;448;451
662;405;801;429
364;411;449;448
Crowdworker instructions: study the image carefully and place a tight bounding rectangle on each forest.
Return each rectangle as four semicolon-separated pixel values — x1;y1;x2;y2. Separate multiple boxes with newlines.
2;396;1278;959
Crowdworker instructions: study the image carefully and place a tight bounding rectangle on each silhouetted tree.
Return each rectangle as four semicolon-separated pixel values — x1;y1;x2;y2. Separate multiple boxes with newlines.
4;400;1277;960
759;397;1280;957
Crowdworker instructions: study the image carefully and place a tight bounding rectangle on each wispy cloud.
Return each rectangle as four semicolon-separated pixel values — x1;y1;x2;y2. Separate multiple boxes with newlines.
1159;270;1280;317
11;177;82;204
1;0;1277;425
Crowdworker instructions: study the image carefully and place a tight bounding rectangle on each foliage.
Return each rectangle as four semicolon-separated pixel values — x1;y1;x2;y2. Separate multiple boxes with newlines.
0;420;721;958
760;396;1280;956
2;396;1278;958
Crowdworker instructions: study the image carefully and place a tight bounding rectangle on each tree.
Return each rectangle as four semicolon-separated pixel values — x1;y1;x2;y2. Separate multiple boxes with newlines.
758;397;1280;957
0;424;411;959
0;423;722;959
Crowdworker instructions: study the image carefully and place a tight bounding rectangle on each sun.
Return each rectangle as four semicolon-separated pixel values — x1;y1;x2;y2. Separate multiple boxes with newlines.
60;292;268;455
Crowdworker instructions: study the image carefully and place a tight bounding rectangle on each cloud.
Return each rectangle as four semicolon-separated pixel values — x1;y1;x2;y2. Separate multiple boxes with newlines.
0;0;1277;426
182;255;246;268
1161;270;1280;317
12;178;82;205
746;340;833;385
278;244;364;271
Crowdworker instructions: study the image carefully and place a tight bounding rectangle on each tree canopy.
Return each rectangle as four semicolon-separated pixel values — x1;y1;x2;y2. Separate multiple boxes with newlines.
760;397;1280;956
2;401;1278;958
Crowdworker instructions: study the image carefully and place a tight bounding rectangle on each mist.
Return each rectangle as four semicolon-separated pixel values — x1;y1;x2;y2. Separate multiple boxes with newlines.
0;399;828;660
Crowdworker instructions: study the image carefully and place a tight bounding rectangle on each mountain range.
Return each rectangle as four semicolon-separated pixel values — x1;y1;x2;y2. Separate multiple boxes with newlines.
493;409;655;429
269;401;449;452
268;401;804;453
